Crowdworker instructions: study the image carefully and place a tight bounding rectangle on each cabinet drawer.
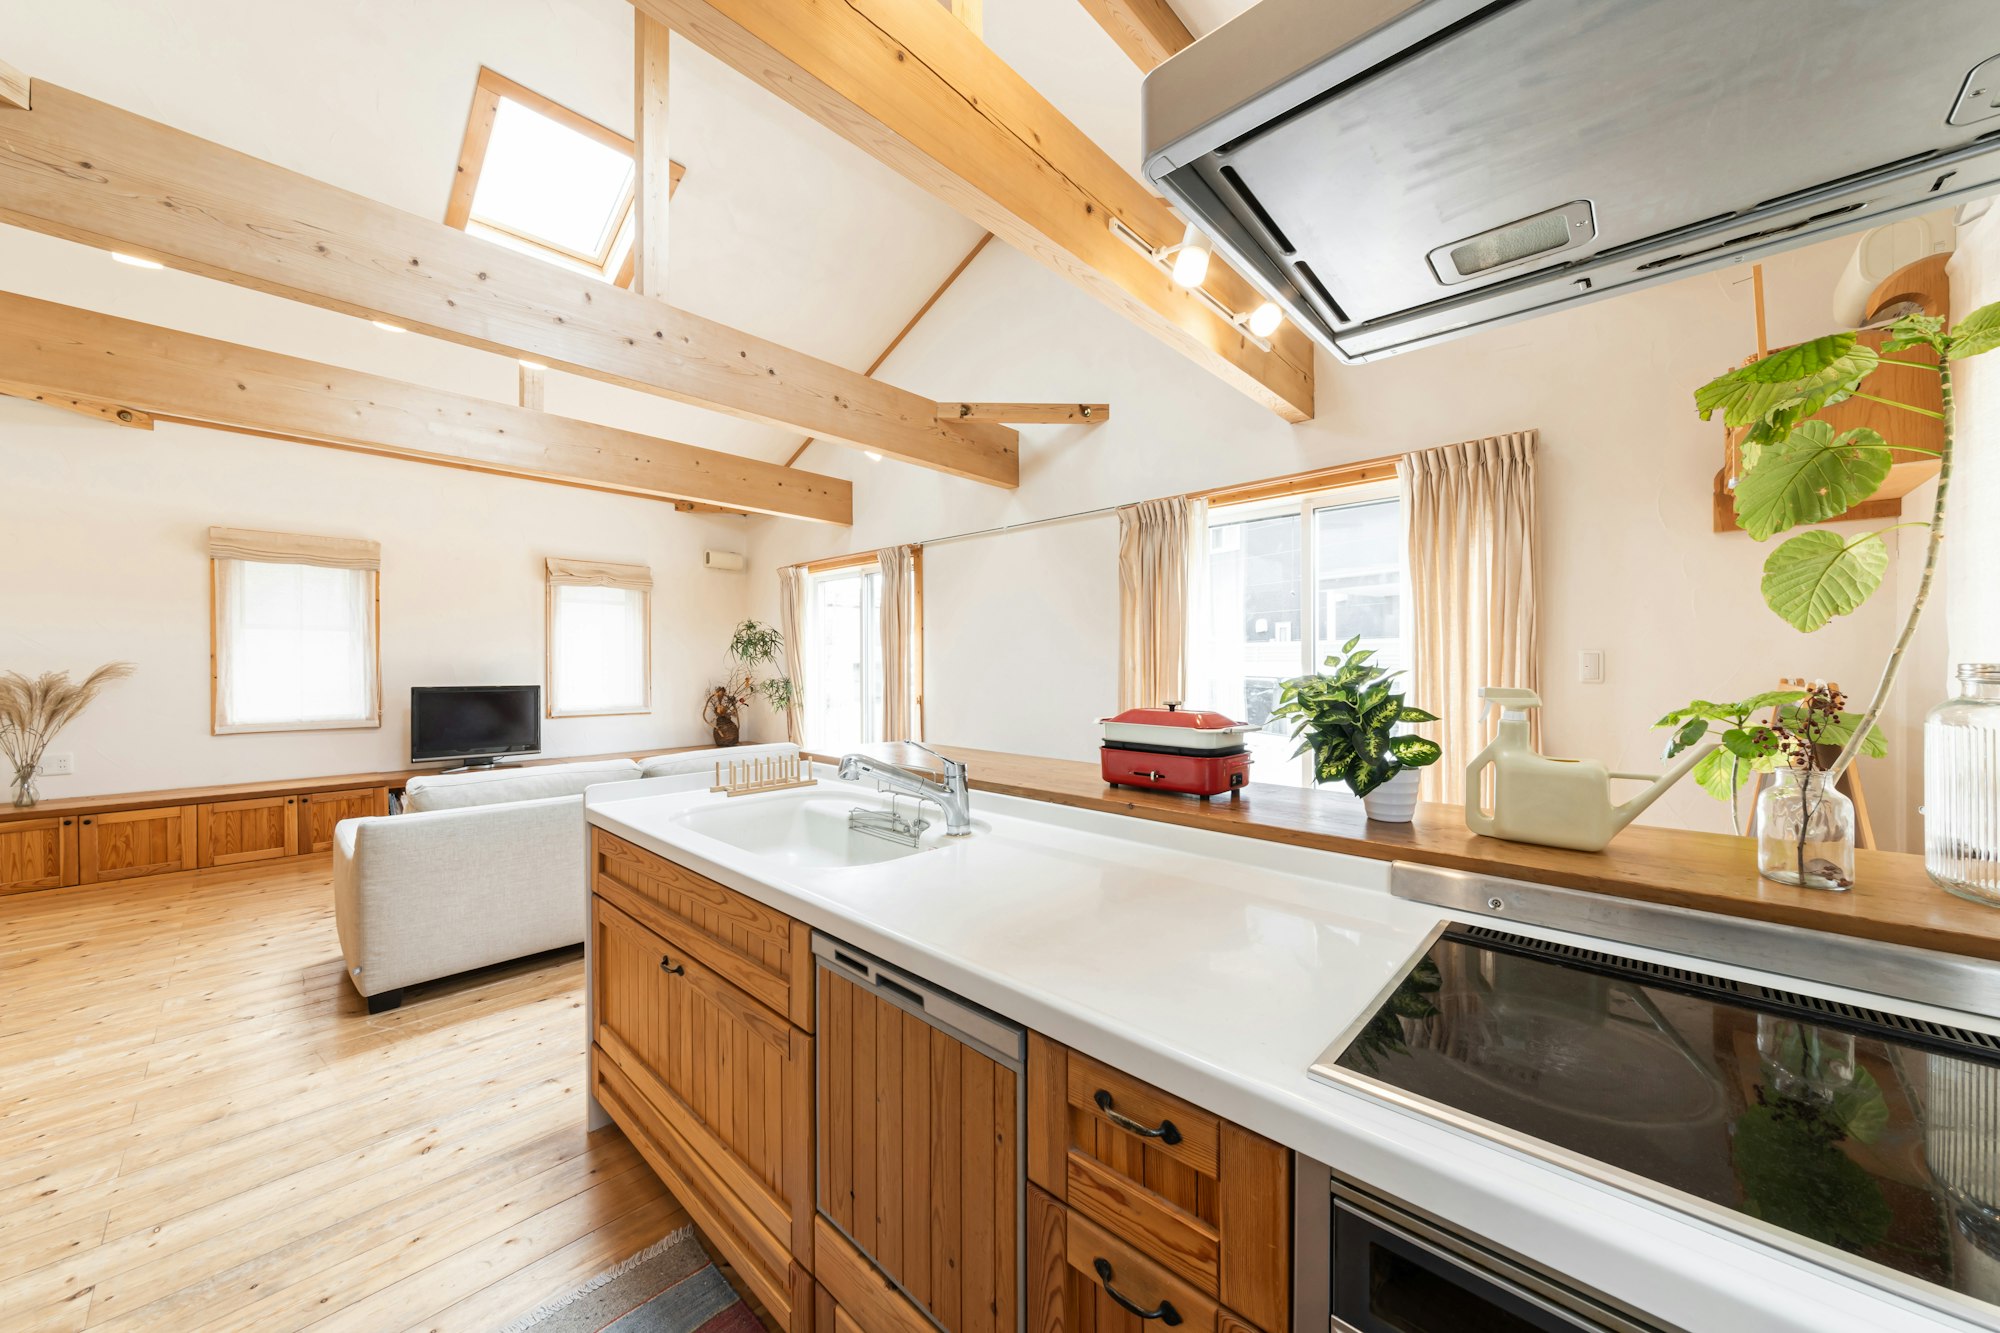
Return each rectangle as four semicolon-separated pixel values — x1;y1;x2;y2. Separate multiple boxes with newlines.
197;795;298;868
591;892;813;1331
1029;1185;1226;1332
1029;1037;1290;1331
78;805;197;884
298;786;388;853
0;816;79;893
593;829;813;1029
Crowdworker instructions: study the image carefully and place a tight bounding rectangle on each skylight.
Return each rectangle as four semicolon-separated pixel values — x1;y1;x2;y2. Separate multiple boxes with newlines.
446;69;678;285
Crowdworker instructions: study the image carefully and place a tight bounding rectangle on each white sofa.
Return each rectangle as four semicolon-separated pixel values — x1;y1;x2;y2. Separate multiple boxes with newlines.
332;744;798;1012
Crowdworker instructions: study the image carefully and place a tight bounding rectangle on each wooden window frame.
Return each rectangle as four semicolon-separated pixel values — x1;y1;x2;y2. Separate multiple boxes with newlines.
545;580;654;720
445;67;684;288
209;559;383;737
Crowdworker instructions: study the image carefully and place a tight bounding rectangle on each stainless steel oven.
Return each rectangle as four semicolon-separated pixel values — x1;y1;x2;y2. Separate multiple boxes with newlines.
1299;1168;1672;1333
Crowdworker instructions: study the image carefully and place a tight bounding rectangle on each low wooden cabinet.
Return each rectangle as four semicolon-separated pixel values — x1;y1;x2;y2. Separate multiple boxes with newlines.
78;805;197;884
0;815;79;893
197;795;298;868
298;786;388;853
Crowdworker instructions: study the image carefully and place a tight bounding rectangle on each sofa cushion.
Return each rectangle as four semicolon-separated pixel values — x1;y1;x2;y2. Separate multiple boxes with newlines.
401;758;642;813
640;742;800;780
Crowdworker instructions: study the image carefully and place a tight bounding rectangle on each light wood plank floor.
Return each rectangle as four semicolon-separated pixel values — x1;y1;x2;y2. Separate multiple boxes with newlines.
0;854;703;1332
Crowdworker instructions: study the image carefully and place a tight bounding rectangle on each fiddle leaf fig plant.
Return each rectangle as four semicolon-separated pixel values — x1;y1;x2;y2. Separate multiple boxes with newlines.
1270;637;1442;798
1694;300;2000;782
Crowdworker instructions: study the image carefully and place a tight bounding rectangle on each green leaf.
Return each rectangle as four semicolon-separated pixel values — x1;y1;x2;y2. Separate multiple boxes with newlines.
1694;333;1878;428
1761;529;1890;632
1950;300;2000;360
1349;761;1395;799
1386;735;1442;768
1394;705;1440;724
1883;312;1945;354
1813;710;1889;759
1722;726;1780;761
1732;422;1893;540
1693;748;1749;802
1830;1066;1890;1145
1665;716;1710;758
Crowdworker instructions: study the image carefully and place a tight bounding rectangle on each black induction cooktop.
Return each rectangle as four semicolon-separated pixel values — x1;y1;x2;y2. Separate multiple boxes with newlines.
1314;922;2000;1311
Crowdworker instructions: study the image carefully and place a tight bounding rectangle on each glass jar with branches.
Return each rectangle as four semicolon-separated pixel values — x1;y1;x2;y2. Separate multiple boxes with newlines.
0;664;133;807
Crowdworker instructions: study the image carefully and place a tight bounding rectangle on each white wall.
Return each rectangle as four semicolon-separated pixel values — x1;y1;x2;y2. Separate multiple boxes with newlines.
1948;207;2000;669
0;402;748;798
750;231;1968;848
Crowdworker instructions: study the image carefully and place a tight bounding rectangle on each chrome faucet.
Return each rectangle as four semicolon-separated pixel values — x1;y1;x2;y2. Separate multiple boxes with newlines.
836;745;973;836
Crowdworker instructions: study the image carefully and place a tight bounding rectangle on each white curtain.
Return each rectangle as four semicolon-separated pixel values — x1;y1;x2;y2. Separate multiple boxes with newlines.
876;545;921;742
1402;432;1540;805
1117;496;1204;711
545;558;651;716
776;565;810;745
211;539;379;733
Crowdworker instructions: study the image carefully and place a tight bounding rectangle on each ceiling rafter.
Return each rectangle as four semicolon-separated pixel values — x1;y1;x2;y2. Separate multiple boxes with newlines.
1076;0;1194;72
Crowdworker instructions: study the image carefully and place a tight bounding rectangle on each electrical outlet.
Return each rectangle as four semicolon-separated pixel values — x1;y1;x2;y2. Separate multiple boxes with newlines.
38;753;73;776
1579;651;1605;685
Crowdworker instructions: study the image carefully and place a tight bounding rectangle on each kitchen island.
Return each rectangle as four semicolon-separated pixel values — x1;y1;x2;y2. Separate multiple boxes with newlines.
581;757;1999;1333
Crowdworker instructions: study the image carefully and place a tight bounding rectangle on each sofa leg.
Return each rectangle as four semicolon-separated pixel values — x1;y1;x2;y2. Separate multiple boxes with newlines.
366;988;404;1015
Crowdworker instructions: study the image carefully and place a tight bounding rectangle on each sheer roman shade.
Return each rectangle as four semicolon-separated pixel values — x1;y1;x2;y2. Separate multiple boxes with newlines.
209;527;380;734
546;558;651;716
1402;432;1540;804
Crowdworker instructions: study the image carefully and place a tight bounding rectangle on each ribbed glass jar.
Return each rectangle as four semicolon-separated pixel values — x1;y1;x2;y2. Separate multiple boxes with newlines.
1927;664;2000;906
1756;769;1855;891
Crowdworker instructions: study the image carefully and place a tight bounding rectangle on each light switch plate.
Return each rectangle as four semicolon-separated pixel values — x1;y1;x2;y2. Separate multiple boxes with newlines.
38;753;74;776
1579;651;1605;685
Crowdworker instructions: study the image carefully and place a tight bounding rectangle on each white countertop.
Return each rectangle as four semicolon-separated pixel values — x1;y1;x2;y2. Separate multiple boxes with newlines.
585;772;1994;1333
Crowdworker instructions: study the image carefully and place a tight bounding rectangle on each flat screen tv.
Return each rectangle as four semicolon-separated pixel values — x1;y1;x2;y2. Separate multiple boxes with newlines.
410;685;542;764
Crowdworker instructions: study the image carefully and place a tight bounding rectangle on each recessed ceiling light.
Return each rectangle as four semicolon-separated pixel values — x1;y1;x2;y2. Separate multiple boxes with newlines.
372;320;406;333
518;358;547;371
864;451;883;462
112;252;163;270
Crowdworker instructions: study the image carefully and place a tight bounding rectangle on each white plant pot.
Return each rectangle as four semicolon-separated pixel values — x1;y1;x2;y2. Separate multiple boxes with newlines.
1362;768;1421;823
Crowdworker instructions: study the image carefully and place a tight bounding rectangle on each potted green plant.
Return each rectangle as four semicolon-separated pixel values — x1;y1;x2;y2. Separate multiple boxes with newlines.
1693;300;2000;890
703;620;793;747
1270;638;1442;821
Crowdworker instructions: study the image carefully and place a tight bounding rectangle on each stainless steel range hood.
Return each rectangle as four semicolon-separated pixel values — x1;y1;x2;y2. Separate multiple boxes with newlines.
1142;0;2000;363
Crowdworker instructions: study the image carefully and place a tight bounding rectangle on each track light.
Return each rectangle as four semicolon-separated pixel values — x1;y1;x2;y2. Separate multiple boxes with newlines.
112;252;163;270
372;320;406;333
1169;224;1210;288
1247;301;1284;339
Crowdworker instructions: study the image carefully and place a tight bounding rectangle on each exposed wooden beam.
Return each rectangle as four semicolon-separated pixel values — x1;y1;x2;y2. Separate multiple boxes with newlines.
1077;0;1193;72
949;0;983;37
641;0;1314;424
1;387;152;429
0;59;27;111
0;290;852;523
0;79;1017;485
939;402;1108;423
786;232;992;468
517;361;546;411
633;16;674;298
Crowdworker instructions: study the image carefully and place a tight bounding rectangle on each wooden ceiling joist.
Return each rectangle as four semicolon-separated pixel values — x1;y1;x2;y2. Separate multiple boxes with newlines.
0;78;1018;486
0;290;853;524
0;59;26;111
0;387;152;429
1077;0;1194;73
939;402;1109;423
633;15;674;298
639;0;1315;424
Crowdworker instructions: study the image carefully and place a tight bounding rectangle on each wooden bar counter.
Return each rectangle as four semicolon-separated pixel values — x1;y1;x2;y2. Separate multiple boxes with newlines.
833;743;2000;964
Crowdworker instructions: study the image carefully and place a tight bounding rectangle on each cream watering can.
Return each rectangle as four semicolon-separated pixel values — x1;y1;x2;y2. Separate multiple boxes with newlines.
1463;688;1718;853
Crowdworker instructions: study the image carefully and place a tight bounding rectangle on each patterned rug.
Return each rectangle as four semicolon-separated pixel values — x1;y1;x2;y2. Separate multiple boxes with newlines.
500;1226;762;1333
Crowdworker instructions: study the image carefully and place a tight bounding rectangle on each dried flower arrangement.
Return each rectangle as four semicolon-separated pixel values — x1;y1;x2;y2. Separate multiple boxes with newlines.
0;663;134;807
701;622;793;748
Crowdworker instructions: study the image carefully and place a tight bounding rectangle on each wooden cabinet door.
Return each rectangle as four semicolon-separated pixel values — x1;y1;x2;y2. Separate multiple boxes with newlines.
196;795;298;868
1029;1186;1227;1333
818;963;1019;1333
298;786;387;853
0;816;79;893
78;806;196;884
592;895;812;1326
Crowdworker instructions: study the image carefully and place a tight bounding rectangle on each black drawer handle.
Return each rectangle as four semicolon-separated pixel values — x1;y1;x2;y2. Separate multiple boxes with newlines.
1095;1089;1182;1145
659;955;684;976
1092;1258;1181;1325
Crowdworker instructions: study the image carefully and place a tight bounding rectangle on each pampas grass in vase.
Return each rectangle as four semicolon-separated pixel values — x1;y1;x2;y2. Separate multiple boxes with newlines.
0;663;134;807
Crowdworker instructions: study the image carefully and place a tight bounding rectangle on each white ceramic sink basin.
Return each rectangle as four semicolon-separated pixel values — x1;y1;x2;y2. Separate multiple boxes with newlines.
668;787;957;868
